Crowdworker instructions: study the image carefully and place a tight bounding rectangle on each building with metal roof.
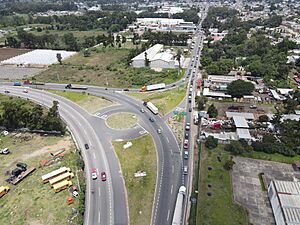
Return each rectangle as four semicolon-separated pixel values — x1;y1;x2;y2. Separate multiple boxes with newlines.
225;112;254;120
232;116;249;128
268;180;300;225
236;128;251;140
131;44;183;69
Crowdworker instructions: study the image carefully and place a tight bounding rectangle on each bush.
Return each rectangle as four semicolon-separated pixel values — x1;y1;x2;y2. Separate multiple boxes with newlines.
205;136;218;149
225;141;244;155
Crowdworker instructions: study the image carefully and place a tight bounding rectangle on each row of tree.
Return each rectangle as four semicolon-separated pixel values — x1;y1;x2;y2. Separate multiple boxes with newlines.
0;99;65;133
143;31;189;46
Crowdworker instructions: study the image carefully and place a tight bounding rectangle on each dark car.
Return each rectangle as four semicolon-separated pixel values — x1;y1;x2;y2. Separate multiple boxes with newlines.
185;133;189;139
149;117;155;122
189;108;192;112
101;172;107;181
4;90;10;93
123;88;129;91
85;144;89;150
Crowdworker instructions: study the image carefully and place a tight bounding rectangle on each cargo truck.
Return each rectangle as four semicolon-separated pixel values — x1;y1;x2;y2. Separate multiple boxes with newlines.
65;84;88;90
146;102;159;115
140;83;166;92
0;186;10;198
172;186;186;225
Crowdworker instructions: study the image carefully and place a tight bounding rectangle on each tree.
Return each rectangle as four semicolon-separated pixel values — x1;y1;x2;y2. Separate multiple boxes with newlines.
56;53;62;64
224;141;244;155
144;52;150;67
83;49;91;57
258;115;269;123
207;104;218;118
227;80;255;98
224;158;235;170
205;136;218;149
195;96;207;111
175;49;182;68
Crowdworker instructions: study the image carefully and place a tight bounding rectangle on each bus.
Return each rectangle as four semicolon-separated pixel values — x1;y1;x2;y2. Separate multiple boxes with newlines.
41;167;71;183
53;180;72;193
49;172;74;186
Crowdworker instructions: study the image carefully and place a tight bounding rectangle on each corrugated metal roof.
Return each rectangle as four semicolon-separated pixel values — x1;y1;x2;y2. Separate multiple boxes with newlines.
226;112;254;120
236;128;251;139
233;116;249;128
274;180;300;225
132;44;163;61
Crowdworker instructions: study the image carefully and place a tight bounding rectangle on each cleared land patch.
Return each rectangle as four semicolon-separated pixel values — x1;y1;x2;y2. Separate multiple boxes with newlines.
35;46;183;88
106;112;138;129
113;135;156;225
128;85;187;115
197;145;248;225
48;90;114;113
0;48;32;61
0;133;84;225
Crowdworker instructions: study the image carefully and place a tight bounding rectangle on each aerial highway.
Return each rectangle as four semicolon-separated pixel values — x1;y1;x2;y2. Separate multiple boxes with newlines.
0;9;207;225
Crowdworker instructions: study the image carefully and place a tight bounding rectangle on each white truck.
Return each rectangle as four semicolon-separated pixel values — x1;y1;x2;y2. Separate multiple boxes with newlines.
140;83;166;92
172;186;186;225
146;102;159;115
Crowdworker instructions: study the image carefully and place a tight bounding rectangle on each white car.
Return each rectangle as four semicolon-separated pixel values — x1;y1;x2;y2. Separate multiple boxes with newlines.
91;168;97;180
23;89;28;93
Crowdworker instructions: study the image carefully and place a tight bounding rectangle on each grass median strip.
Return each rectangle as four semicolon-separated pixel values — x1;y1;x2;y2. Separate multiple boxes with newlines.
127;85;187;115
48;90;114;113
106;112;138;129
113;135;156;225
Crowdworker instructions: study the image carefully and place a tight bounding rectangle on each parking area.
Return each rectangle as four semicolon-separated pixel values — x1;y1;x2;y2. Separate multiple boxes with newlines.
232;157;300;225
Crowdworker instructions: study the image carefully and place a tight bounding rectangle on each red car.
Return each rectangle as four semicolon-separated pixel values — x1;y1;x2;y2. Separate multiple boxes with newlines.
91;168;97;180
183;139;189;149
101;172;107;181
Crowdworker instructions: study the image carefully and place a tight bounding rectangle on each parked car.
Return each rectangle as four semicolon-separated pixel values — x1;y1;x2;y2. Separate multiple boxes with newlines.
0;148;10;155
84;144;89;150
183;166;188;175
91;168;97;180
101;172;107;181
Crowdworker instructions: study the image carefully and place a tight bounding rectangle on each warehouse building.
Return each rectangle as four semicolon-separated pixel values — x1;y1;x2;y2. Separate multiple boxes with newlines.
131;44;183;69
268;180;300;225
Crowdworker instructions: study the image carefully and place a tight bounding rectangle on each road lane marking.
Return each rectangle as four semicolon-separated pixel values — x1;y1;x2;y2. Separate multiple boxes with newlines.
172;165;174;174
93;153;96;160
166;137;169;143
98;211;101;224
171;185;173;194
167;209;170;221
98;188;101;197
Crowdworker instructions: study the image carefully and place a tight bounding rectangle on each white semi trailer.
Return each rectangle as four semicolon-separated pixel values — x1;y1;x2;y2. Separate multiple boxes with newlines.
172;186;186;225
146;102;159;115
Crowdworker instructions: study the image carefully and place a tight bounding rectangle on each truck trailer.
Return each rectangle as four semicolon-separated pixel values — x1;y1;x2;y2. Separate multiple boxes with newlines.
172;186;186;225
140;83;166;92
146;102;159;115
65;84;88;90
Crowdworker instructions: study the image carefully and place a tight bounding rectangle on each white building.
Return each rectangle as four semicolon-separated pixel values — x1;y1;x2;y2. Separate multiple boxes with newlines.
131;44;183;69
268;180;300;225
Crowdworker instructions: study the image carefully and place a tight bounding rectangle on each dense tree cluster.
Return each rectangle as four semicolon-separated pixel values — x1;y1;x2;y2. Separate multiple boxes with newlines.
227;80;255;98
0;98;65;133
0;2;77;16
143;31;189;46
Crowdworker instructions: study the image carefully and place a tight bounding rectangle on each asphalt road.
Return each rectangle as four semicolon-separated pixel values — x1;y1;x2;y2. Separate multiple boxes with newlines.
0;9;207;225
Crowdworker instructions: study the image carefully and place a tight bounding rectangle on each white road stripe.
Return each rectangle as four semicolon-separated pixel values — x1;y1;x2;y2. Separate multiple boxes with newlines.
167;209;170;221
98;211;101;223
171;185;173;194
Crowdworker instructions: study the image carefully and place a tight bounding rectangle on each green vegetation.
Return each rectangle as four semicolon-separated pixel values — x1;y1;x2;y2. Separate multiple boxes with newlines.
35;46;183;88
227;80;255;98
197;145;248;225
106;113;138;129
113;135;156;225
48;90;114;113
128;85;187;115
243;151;300;164
0;94;65;133
205;136;218;149
0;134;84;225
207;104;218;118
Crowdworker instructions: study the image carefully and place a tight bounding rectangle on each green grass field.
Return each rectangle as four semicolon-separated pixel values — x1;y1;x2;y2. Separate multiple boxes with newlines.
243;151;300;164
0;134;84;225
113;135;156;225
106;112;138;129
48;90;114;113
128;85;187;115
35;46;184;88
197;145;248;225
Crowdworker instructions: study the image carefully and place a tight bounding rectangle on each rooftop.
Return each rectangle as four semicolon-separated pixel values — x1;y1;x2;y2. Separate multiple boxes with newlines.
132;44;164;61
226;112;254;120
233;116;249;128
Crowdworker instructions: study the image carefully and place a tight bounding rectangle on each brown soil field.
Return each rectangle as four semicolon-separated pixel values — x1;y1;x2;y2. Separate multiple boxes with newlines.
0;48;32;61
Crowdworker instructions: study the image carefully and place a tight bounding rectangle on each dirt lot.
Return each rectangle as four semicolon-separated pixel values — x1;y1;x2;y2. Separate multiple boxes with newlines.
0;48;32;61
0;133;84;225
0;65;45;80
